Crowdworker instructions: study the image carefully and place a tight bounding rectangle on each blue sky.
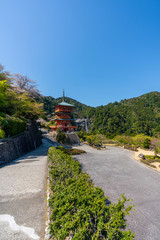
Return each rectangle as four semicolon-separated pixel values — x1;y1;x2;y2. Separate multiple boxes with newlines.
0;0;160;106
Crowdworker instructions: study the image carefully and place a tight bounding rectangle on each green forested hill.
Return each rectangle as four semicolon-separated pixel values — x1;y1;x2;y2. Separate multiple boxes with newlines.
91;91;160;137
41;91;160;137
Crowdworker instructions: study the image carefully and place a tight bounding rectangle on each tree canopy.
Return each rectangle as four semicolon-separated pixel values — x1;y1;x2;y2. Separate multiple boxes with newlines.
0;64;43;138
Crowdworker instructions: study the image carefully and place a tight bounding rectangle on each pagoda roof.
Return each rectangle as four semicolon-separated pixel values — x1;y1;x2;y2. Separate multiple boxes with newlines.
55;118;74;120
56;101;74;107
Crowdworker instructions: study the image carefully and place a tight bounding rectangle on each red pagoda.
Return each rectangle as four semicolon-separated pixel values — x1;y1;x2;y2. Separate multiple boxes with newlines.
50;100;78;132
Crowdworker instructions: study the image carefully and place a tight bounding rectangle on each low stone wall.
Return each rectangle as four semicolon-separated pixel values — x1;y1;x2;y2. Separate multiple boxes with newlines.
65;133;80;145
0;121;42;165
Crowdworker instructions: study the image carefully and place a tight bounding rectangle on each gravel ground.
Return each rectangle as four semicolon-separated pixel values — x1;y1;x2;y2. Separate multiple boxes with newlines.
0;139;52;240
74;144;160;240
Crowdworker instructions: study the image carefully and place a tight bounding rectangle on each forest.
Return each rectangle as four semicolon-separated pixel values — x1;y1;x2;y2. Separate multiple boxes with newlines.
90;92;160;137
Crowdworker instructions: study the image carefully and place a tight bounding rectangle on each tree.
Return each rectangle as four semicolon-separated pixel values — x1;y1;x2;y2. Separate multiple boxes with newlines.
0;64;11;83
12;73;41;98
5;91;43;120
0;80;9;111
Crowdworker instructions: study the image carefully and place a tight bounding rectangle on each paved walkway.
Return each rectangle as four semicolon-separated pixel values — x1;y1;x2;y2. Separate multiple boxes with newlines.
0;139;52;240
74;144;160;240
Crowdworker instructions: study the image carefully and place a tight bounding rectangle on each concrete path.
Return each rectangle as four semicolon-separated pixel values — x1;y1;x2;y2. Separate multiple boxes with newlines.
74;144;160;240
0;139;52;240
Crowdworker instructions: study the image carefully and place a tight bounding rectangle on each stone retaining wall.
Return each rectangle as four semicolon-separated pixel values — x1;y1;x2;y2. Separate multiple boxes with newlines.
0;121;42;165
65;133;80;145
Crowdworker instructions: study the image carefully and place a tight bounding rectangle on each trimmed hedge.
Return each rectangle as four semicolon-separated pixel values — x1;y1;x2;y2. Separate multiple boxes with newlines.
48;147;135;240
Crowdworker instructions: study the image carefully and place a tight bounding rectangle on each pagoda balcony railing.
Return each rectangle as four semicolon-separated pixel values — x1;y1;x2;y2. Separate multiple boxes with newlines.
55;116;70;119
55;108;72;113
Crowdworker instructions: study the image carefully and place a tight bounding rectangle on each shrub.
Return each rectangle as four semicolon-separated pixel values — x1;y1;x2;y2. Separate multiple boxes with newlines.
86;134;103;147
0;129;5;139
132;134;150;147
3;116;27;137
48;147;135;240
114;135;133;145
145;155;155;160
142;138;151;149
77;130;86;141
56;129;66;143
0;116;8;128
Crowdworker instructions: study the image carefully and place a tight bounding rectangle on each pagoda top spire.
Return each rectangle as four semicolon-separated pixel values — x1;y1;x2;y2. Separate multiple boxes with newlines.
63;89;65;102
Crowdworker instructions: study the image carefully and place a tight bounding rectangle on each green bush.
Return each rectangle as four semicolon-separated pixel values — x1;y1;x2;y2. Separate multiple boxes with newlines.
0;129;5;139
114;135;133;145
145;155;155;160
86;134;103;147
132;134;150;147
56;129;66;143
0;116;8;128
48;147;135;240
142;138;151;149
4;116;27;137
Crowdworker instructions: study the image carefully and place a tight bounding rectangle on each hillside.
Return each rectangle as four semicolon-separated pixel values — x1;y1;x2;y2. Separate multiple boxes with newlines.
91;91;160;137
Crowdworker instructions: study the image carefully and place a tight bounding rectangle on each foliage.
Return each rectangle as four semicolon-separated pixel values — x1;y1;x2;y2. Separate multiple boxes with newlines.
0;116;8;128
145;155;160;161
0;64;43;136
77;130;88;141
141;155;160;168
45;121;53;129
151;138;160;154
5;91;43;120
56;129;66;143
12;73;41;98
86;134;105;147
0;65;43;118
39;92;160;137
90;92;160;137
114;135;133;145
0;80;8;111
0;129;5;139
3;116;27;137
48;147;135;240
0;64;11;84
142;138;151;149
113;134;152;149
